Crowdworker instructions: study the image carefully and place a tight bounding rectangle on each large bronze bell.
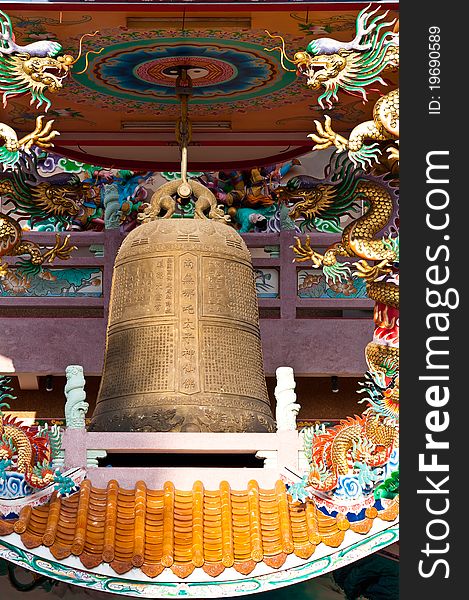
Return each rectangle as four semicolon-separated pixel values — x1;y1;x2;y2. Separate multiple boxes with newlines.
90;219;275;433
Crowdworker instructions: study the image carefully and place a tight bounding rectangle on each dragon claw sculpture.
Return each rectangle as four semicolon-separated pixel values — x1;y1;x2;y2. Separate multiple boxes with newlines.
0;213;76;276
292;235;353;283
310;89;399;169
42;232;75;261
308;115;349;152
291;236;318;263
16;116;58;152
354;258;393;282
387;141;400;163
0;116;59;170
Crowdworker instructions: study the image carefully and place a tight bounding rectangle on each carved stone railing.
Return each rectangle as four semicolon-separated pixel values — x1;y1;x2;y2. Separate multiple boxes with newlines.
0;229;372;311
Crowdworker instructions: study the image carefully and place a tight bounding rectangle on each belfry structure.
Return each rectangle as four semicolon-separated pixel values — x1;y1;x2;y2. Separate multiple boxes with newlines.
0;2;399;598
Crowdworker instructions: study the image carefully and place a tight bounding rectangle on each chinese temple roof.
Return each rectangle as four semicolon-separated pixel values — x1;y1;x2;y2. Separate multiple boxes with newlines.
0;479;399;579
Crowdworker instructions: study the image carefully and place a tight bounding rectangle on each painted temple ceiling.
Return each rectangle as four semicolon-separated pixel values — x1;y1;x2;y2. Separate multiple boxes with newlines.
2;5;399;169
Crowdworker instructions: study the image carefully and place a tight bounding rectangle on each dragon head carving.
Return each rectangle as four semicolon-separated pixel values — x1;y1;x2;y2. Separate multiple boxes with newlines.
32;180;94;217
273;154;365;233
274;176;337;222
287;184;336;221
21;53;74;91
266;6;398;108
0;10;101;109
2;53;74;109
293;50;349;94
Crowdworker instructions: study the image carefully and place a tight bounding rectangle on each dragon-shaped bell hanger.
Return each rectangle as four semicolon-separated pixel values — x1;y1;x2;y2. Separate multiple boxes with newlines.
139;67;229;223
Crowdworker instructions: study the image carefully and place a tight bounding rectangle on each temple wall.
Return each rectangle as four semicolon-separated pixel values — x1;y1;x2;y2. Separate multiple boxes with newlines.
0;316;371;376
1;230;372;383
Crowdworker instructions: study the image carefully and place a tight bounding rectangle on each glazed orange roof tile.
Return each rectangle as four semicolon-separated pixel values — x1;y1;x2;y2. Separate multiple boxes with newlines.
0;479;399;579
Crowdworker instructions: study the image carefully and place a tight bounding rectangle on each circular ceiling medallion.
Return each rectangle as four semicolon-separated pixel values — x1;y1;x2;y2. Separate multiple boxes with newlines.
69;30;301;115
135;56;236;88
81;40;282;102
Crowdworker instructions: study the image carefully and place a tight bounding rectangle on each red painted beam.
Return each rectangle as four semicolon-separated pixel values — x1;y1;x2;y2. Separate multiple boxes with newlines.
49;143;313;171
0;2;399;13
54;139;309;147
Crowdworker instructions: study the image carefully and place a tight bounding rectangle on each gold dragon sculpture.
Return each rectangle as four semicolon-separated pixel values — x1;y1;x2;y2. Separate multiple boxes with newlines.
0;10;101;170
0;212;76;277
268;5;399;498
288;161;399;494
266;5;399;168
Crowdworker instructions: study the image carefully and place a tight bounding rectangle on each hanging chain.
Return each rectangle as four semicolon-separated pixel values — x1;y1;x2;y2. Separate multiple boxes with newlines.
175;67;193;198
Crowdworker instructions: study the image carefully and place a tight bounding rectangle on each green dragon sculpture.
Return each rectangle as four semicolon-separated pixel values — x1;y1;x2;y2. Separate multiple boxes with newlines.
0;10;101;170
273;152;365;234
0;152;95;230
267;5;399;169
267;5;398;109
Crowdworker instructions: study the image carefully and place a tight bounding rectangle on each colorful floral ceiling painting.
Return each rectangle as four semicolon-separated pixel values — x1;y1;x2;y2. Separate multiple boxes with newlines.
69;32;300;115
